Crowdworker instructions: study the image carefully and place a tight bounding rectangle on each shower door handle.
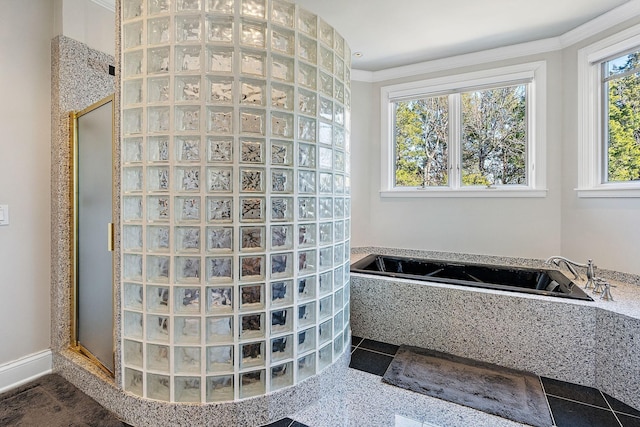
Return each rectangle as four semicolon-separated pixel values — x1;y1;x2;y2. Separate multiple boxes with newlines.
107;222;114;252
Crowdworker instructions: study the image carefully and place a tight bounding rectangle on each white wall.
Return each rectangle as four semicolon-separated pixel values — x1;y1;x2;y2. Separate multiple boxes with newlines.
0;0;54;365
54;0;115;56
351;52;564;260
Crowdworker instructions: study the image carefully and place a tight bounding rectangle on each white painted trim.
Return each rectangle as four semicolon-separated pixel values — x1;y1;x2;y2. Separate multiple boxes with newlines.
380;189;548;198
89;0;115;12
0;350;53;394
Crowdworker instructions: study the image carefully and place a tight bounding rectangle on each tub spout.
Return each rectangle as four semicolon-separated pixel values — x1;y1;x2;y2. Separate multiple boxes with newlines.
545;256;596;289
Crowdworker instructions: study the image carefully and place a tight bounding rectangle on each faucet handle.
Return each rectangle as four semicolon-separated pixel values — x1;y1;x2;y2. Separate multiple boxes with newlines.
600;281;615;301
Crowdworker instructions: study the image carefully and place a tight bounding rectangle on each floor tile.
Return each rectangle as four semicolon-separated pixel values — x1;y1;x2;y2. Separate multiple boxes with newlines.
358;338;399;356
605;393;640;417
618;412;640;427
542;377;609;408
351;336;364;347
290;422;309;427
547;396;621;427
261;418;294;427
349;348;394;376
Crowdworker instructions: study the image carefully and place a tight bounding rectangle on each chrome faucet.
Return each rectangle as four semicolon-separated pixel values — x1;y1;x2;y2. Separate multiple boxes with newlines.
545;256;596;290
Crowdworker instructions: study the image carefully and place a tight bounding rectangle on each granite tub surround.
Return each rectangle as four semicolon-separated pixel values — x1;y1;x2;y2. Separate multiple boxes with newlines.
349;247;640;411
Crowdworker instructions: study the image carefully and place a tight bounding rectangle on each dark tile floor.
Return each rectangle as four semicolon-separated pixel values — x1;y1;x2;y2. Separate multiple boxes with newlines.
350;336;640;427
262;417;308;427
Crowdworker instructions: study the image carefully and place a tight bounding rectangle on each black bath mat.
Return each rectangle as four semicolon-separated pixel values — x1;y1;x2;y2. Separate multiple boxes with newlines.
382;346;553;427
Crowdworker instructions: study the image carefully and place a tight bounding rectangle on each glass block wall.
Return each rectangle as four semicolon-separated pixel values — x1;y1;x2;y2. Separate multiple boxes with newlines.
120;0;351;403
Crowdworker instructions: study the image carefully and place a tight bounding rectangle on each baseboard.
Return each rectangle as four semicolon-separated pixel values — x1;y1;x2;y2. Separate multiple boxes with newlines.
0;350;53;394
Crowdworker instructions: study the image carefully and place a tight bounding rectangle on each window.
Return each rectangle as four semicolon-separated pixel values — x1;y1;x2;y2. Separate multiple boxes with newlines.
381;62;547;197
578;24;640;197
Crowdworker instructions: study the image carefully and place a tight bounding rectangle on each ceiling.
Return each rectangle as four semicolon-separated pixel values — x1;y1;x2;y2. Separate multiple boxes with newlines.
293;0;632;71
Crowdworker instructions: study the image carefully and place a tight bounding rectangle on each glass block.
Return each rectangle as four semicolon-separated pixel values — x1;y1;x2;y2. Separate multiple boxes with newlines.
206;256;233;282
206;0;234;14
318;270;332;295
241;0;265;18
298;143;316;168
149;0;170;15
298;35;317;64
241;343;265;368
122;196;142;221
318;319;332;345
175;136;201;163
207;375;234;402
271;252;293;278
208;47;234;73
176;15;202;43
334;199;344;219
319;173;332;194
124;50;143;78
298;223;316;247
175;376;201;403
207;346;233;373
298;197;315;220
123;0;142;20
334;126;345;148
124;137;143;163
297;327;315;354
334;174;345;195
298;275;316;301
148;77;170;103
123;167;142;193
271;280;292;307
240;79;266;106
334;32;345;58
240;109;266;135
145;226;168;254
241;370;265;399
271;55;294;82
239;139;263;163
270;307;292;334
176;0;201;12
319;97;332;121
298;116;316;142
207;15;234;43
175;287;201;313
271;225;293;250
297;353;315;381
123;108;142;135
148;106;170;133
271;27;294;56
271;83;294;111
319;45;333;73
206;226;233;252
240;226;265;251
240;197;265;222
147;374;170;401
240;255;264;280
147;194;170;220
319;295;332;320
147;314;170;342
318;122;332;145
147;344;170;371
175;256;201;283
335;55;345;82
319;71;333;97
147;285;170;312
124;311;143;339
148;47;170;74
334;103;345;125
240;168;264;192
318;247;332;270
271;335;293;362
206;316;233;343
206;286;233;312
318;223;333;247
240;19;266;48
240;283;264;310
123;253;143;280
175;166;201;191
207;167;232;192
334;150;345;172
200;198;225;225
298;89;317;116
271;0;294;27
123;79;142;105
241;50;266;77
207;107;234;134
124;368;143;395
271;362;293;390
334;333;344;355
298;171;316;194
208;137;233;162
147;255;170;283
175;317;201;344
334;264;345;288
176;76;201;101
319;19;334;47
297;9;317;38
298;301;315;328
270;197;293;222
148;17;170;45
299;250;316;274
318;197;332;220
175;196;201;222
318;343;332;371
124;282;143;310
270;140;293;166
241;313;265;339
334;220;345;242
334;288;344;312
176;45;202;72
270;112;293;138
270;169;291;193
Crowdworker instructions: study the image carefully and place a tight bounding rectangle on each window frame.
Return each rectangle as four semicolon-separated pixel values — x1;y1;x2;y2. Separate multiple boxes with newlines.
577;24;640;198
380;61;548;198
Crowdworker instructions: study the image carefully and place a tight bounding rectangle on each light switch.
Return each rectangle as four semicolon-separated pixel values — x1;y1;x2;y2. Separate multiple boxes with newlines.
0;205;8;225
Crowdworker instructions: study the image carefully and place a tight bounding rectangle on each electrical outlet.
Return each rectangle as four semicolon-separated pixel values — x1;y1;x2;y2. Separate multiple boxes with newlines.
0;205;9;225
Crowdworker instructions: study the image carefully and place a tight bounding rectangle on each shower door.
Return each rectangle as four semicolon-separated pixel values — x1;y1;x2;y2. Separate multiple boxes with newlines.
71;95;115;375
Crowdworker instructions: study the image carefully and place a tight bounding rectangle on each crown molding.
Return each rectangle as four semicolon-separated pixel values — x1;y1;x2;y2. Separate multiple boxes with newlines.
560;0;640;47
89;0;115;12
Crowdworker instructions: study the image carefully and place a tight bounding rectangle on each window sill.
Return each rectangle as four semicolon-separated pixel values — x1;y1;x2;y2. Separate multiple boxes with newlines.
576;186;640;198
379;188;548;198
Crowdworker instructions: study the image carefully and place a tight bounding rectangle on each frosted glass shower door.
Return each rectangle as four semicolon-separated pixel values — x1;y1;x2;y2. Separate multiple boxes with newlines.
73;95;115;374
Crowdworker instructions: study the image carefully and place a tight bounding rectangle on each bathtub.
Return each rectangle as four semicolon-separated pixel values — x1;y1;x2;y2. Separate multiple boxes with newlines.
350;253;593;301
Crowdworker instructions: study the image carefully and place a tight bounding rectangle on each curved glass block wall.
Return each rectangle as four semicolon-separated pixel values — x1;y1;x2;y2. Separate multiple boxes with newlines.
120;0;351;402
